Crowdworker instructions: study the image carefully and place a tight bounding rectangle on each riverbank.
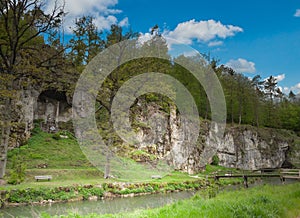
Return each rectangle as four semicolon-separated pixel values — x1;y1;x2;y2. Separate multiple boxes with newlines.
0;172;247;209
0;179;208;208
42;182;300;218
0;164;247;208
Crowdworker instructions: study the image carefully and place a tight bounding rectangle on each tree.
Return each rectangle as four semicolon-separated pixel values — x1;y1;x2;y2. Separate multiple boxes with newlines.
251;75;264;127
0;0;64;179
68;16;104;71
220;65;236;124
276;87;284;103
264;76;277;102
263;76;278;127
96;25;139;113
289;91;296;102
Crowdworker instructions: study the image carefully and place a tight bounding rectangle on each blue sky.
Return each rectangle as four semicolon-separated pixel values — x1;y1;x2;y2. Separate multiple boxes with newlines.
46;0;300;94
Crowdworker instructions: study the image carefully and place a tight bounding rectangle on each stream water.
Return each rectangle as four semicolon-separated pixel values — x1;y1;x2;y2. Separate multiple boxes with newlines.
1;178;297;218
0;191;194;217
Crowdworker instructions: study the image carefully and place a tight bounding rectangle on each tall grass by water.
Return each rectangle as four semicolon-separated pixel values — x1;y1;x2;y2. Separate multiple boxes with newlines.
45;183;300;218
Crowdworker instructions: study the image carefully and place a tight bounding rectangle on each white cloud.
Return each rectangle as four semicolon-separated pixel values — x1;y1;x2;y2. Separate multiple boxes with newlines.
119;17;129;27
272;76;300;95
164;19;243;45
137;32;154;45
182;50;199;57
225;58;256;74
283;87;290;93
282;82;300;95
292;83;300;94
208;41;223;47
274;74;285;82
44;0;128;33
294;9;300;17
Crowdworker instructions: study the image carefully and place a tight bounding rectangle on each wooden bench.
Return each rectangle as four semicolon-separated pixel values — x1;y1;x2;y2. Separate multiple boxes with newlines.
34;175;52;181
151;175;162;179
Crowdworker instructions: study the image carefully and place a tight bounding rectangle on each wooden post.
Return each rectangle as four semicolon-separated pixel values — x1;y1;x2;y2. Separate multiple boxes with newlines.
243;175;248;188
280;176;285;184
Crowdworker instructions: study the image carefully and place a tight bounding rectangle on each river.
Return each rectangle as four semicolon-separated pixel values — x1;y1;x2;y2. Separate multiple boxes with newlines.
1;178;297;217
0;191;194;217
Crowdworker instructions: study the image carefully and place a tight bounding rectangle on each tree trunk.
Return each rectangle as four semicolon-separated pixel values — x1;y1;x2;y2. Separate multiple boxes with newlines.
104;138;112;179
55;101;60;130
238;98;242;125
104;153;111;179
254;98;259;127
0;124;11;179
0;99;12;179
205;97;209;120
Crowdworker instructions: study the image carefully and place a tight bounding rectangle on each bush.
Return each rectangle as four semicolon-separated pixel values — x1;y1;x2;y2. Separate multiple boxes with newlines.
7;156;26;185
211;155;220;166
52;133;61;140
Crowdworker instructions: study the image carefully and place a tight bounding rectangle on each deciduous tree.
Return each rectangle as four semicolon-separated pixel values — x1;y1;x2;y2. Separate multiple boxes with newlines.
0;0;64;179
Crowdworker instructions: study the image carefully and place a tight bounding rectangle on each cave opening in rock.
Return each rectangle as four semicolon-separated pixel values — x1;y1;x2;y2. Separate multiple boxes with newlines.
35;90;72;132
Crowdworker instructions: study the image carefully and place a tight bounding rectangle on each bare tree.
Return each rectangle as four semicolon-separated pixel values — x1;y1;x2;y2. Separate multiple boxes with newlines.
0;0;64;179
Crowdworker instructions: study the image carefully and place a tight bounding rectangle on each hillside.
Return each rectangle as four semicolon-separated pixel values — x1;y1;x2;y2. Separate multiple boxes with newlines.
6;121;300;178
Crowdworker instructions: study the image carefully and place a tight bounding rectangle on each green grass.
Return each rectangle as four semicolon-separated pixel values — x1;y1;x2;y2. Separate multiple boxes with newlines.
50;183;300;218
3;127;242;190
7;128;92;169
4;127;200;189
1;169;200;190
1;168;109;190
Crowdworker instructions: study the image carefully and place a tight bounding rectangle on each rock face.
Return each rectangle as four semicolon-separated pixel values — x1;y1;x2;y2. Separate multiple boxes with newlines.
9;89;300;173
34;90;72;132
216;128;289;170
9;88;39;148
8;88;72;148
133;103;206;174
133;102;299;173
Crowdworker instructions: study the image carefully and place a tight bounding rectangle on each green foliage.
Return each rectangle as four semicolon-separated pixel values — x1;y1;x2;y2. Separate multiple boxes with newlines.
129;149;157;162
7;156;26;185
6;186;78;203
211;155;219;166
1;180;205;205
200;183;219;199
52;132;61;140
68;16;104;68
78;187;104;200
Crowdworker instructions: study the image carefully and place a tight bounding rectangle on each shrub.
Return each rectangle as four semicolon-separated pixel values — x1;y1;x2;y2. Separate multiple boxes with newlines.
89;187;104;197
52;133;61;140
7;156;26;185
211;155;220;166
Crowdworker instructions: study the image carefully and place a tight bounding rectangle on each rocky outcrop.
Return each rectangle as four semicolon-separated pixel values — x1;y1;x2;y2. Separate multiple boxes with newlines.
9;88;39;148
133;102;300;173
216;128;290;170
9;89;300;173
8;88;72;148
34;90;72;132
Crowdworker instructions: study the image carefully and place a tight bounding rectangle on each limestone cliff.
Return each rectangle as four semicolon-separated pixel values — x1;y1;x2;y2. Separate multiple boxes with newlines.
132;101;300;173
9;89;300;173
8;88;72;149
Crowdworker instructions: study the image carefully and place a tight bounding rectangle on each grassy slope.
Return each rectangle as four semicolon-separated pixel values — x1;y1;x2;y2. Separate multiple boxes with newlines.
7;128;92;169
5;128;106;188
3;128;199;189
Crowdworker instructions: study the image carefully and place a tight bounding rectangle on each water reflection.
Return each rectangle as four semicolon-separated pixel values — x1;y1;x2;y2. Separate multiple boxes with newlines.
1;191;194;217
